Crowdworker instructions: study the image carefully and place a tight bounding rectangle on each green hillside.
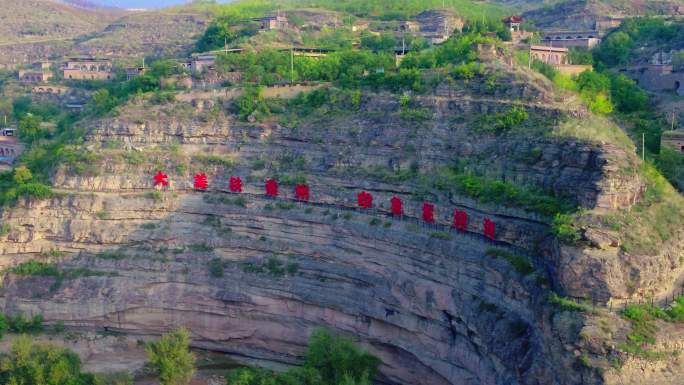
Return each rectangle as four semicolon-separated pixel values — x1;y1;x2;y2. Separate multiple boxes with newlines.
177;0;511;20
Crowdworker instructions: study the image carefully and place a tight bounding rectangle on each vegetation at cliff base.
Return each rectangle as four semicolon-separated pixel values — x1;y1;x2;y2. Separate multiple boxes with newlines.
145;327;196;385
0;335;95;385
228;329;379;385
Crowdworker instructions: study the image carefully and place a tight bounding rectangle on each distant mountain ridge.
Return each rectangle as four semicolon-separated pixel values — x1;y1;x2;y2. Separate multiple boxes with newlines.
58;0;114;9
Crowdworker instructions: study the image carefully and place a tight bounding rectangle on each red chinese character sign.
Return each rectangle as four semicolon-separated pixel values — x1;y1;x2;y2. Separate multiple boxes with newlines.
453;209;468;231
422;202;435;223
229;176;242;193
390;196;403;216
357;191;373;209
194;173;208;190
295;184;310;202
265;179;279;198
153;171;169;188
484;218;496;240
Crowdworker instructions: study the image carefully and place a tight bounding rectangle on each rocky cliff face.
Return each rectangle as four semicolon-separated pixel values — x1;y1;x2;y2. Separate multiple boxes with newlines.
0;65;671;384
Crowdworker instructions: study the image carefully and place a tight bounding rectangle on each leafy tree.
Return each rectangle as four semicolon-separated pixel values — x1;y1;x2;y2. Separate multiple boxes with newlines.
196;17;238;52
360;32;396;52
0;314;8;339
568;48;593;65
609;74;647;113
87;89;118;116
305;329;378;385
235;86;269;120
585;92;613;114
593;31;632;67
0;335;96;385
18;113;44;144
575;70;614;114
228;329;378;385
531;59;557;80
12;97;32;120
576;70;610;95
13;166;32;185
656;146;684;190
145;327;196;385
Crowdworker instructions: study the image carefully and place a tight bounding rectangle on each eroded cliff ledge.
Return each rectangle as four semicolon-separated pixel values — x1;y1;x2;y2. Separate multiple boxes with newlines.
0;65;679;384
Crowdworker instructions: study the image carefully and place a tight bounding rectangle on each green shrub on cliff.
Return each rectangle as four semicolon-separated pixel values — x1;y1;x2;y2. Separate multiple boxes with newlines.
7;313;44;334
0;315;8;338
11;261;60;277
228;329;379;385
145;327;196;385
485;248;535;275
551;214;581;243
0;336;96;385
430;166;574;217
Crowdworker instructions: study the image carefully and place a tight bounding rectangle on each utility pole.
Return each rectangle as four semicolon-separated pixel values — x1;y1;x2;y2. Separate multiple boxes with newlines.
642;133;645;161
290;47;294;85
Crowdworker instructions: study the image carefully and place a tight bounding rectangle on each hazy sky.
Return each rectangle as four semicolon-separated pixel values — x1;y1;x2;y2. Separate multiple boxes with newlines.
95;0;231;9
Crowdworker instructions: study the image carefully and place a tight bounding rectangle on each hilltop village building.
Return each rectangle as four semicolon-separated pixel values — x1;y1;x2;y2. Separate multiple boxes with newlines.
624;51;684;95
252;14;288;31
529;45;591;76
18;61;53;83
502;15;533;43
542;30;602;49
179;53;219;73
529;45;569;66
503;15;522;32
62;57;113;81
0;128;24;167
662;131;684;153
412;10;463;44
126;66;146;81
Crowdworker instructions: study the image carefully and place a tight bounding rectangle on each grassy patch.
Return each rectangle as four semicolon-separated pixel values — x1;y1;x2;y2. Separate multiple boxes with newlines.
208;258;226;278
551;213;581;243
430;231;452;240
10;261;113;291
554;114;634;151
146;191;163;202
189;243;214;253
547;293;595;313
598;162;684;255
485;248;535;275
203;194;247;207
618;303;670;359
241;256;298;277
276;201;295;210
428;166;574;217
4;313;43;334
95;249;128;260
11;261;59;277
192;154;237;168
95;211;109;220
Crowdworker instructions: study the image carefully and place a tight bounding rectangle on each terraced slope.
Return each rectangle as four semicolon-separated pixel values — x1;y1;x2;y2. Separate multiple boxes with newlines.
0;0;121;45
523;0;684;30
